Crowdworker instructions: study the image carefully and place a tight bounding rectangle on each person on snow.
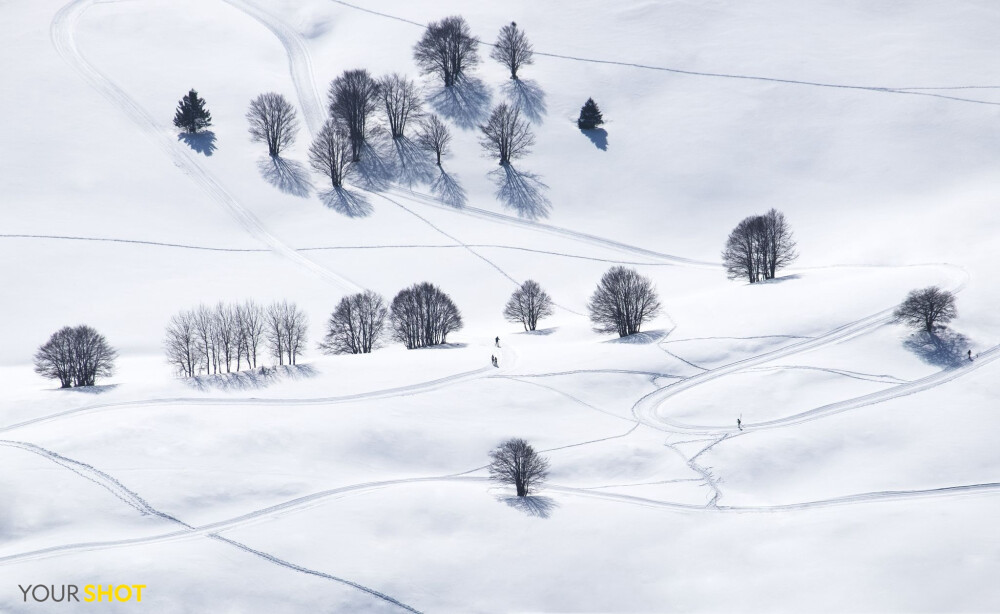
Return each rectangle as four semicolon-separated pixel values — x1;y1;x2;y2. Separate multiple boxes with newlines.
495;336;500;347
969;349;973;361
737;417;742;431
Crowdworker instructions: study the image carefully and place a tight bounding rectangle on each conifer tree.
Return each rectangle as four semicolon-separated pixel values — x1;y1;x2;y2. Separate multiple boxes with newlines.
173;89;213;133
577;98;604;130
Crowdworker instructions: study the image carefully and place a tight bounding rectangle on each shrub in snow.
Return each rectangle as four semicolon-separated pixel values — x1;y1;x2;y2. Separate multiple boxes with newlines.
389;282;463;349
34;325;117;388
588;266;661;338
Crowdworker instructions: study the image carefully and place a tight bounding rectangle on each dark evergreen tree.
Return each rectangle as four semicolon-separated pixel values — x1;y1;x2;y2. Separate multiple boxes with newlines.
173;89;213;133
577;98;604;130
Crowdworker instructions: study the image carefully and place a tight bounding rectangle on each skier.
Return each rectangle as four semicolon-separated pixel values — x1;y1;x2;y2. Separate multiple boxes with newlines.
737;417;742;431
968;349;973;361
495;336;500;348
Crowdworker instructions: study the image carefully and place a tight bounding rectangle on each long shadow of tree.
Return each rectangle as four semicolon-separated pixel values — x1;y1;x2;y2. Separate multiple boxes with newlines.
257;156;312;197
488;164;551;219
903;329;971;368
178;130;217;156
352;138;396;192
501;79;547;123
318;187;372;218
427;76;492;130
391;137;437;188
580;128;608;151
430;169;467;208
500;495;558;518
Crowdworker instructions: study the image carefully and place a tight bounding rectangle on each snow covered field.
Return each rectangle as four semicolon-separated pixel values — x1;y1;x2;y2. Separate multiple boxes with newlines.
2;0;1000;611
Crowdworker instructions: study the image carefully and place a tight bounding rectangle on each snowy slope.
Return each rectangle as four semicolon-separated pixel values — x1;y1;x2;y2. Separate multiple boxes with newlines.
2;0;999;611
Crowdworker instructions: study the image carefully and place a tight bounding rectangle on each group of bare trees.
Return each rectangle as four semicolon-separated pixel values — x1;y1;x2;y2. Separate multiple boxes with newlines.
319;283;463;354
34;325;117;388
164;300;307;378
722;209;798;283
588;267;662;338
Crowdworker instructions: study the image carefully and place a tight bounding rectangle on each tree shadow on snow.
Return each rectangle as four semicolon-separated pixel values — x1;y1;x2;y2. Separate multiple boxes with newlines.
178;130;217;156
257;156;313;198
501;79;547;123
427;76;492;130
488;164;551;220
49;384;119;395
319;186;373;218
500;495;558;519
430;169;467;208
519;326;558;336
903;329;971;369
605;330;668;345
390;137;437;188
580;128;608;151
186;364;318;392
353;138;396;192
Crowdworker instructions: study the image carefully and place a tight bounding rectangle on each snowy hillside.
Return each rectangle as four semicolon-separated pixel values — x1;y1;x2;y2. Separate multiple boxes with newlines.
2;0;999;611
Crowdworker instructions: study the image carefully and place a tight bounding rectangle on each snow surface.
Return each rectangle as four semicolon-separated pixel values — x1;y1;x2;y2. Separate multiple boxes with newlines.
2;0;1000;611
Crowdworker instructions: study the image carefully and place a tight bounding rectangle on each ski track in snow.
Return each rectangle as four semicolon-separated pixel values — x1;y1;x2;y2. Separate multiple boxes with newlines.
51;0;361;293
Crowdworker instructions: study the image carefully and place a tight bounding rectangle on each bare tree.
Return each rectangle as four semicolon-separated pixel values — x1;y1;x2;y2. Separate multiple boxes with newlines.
722;209;797;283
588;266;662;338
416;114;452;166
390;282;463;349
413;15;480;87
246;92;299;157
319;290;388;355
894;286;957;333
34;325;117;388
266;301;308;365
328;69;381;162
308;120;353;187
164;311;198;377
488;438;549;497
503;279;553;331
490;22;533;80
237;300;265;369
378;73;422;139
193;304;218;374
479;102;534;165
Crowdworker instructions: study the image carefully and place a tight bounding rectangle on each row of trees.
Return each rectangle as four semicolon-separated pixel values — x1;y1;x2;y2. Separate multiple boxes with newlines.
163;300;308;377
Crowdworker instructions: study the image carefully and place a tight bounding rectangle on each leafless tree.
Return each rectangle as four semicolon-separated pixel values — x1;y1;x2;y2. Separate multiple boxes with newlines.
390;282;463;349
894;286;957;333
479;102;534;165
266;301;308;365
378;73;422;139
416;114;452;166
490;21;533;80
237;300;265;369
246;92;299;157
722;208;797;283
213;302;241;373
328;69;381;162
319;290;387;355
164;311;198;377
193;304;218;374
503;279;553;331
309;120;353;187
34;325;117;388
413;15;480;87
488;438;549;497
588;266;662;338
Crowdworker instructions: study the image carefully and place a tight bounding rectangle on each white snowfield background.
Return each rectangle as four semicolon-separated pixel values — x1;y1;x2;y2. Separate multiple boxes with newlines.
2;0;1000;611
